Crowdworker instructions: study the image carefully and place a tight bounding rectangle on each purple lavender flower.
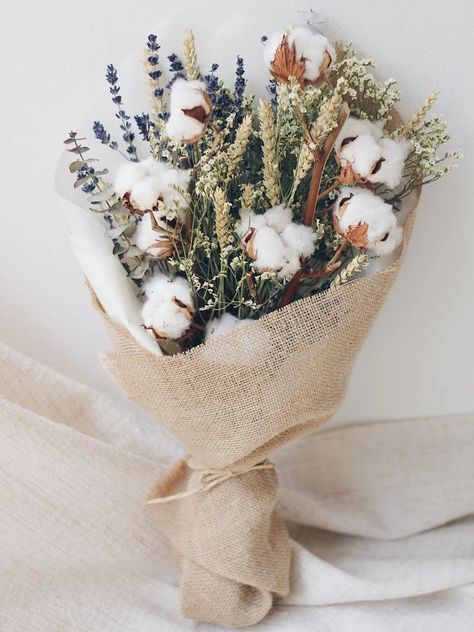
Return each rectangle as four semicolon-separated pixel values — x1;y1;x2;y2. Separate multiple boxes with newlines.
234;56;246;106
134;113;151;141
105;64;138;160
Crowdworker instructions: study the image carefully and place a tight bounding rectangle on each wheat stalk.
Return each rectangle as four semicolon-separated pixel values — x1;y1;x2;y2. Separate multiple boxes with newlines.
396;90;439;137
312;85;344;149
214;187;231;249
330;254;369;288
183;30;200;80
258;100;280;205
226;114;253;182
289;141;315;204
240;183;254;210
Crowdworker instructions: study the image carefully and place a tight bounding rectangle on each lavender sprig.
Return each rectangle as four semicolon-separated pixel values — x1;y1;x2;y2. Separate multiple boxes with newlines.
106;64;139;161
134;113;151;141
167;53;185;88
234;56;246;107
92;120;120;152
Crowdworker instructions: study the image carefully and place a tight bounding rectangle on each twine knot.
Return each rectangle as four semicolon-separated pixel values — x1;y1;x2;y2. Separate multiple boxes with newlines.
147;460;274;505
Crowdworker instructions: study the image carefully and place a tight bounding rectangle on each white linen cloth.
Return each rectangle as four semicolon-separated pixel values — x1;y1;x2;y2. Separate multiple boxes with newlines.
1;340;473;631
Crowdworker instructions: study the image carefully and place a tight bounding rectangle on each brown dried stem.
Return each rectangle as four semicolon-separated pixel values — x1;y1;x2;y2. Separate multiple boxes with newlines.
278;103;350;309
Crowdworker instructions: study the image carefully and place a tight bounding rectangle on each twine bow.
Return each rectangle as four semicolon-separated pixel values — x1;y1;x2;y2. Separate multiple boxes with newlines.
146;460;275;505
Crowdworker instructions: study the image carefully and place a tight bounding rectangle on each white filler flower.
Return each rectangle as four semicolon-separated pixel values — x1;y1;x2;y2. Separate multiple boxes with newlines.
165;78;213;144
141;273;194;339
334;187;403;256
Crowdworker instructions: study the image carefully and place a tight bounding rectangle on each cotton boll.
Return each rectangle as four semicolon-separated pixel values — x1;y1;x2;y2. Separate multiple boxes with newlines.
371;223;403;256
142;301;191;339
264;205;292;233
278;248;301;279
129;178;163;212
251;226;287;271
166;276;194;311
280;222;316;258
133;214;167;256
335;116;384;153
205;313;252;342
165;115;205;145
287;27;335;82
338;134;383;179
165;78;212;144
142;273;177;304
367;138;411;189
334;188;402;255
114;161;148;200
263;31;285;69
235;210;268;238
114;157;190;215
142;273;194;311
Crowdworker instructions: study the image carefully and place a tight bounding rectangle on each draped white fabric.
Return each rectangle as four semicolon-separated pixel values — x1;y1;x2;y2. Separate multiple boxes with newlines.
1;341;473;631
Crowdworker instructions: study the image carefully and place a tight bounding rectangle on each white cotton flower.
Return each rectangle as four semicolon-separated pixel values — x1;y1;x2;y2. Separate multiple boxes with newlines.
114;157;190;213
263;32;285;69
165;78;212;144
251;226;288;271
235;210;268;238
335;117;410;189
334;187;402;256
263;204;292;233
264;27;335;83
132;214;170;257
142;301;192;339
338;134;383;180
367;137;411;189
335;116;384;153
204;313;252;343
142;273;194;340
280;223;316;258
278;248;301;278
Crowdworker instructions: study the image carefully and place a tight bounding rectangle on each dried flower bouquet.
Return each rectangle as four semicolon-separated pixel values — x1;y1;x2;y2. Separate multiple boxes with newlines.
63;23;458;627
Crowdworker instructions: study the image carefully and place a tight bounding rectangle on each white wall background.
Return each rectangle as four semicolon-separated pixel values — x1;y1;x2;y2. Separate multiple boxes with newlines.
1;0;472;424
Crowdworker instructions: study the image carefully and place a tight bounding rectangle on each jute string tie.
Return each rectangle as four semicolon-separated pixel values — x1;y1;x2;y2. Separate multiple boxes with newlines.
146;460;275;505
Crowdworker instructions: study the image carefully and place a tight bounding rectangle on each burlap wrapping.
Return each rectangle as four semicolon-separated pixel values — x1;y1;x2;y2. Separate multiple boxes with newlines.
97;191;418;627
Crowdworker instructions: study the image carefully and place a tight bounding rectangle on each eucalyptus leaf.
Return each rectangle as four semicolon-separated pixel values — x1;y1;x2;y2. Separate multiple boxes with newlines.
87;187;115;203
107;201;129;215
69;159;99;173
125;245;143;257
128;260;150;280
106;223;133;239
67;146;90;154
74;174;96;188
113;242;128;255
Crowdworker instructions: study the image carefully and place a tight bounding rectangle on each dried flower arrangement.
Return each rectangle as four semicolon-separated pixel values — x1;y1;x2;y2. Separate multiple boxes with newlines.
64;27;458;354
62;23;459;627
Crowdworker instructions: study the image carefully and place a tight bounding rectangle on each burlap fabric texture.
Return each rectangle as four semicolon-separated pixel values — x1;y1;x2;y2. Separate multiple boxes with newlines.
97;194;418;628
